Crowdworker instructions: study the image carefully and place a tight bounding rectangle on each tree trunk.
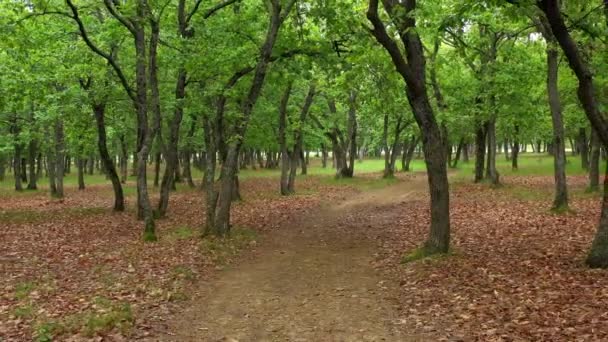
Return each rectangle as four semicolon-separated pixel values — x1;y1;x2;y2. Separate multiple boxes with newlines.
14;145;23;191
342;91;358;178
441;123;451;168
511;141;520;171
579;127;589;170
589;129;600;191
546;45;568;210
0;154;5;182
321;144;328;168
54;119;65;199
93;103;125;211
485;118;500;186
278;81;293;196
36;153;42;178
26;139;37;190
452;138;464;168
209;1;291;236
202;114;219;236
77;157;86;190
20;158;27;183
474;125;486;182
367;0;450;254
382;113;391;177
119;135;128;184
403;136;417;172
536;0;608;267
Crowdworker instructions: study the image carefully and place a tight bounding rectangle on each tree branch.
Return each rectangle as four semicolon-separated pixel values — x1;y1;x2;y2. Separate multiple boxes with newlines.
202;0;240;19
65;0;135;102
366;0;412;82
102;0;136;36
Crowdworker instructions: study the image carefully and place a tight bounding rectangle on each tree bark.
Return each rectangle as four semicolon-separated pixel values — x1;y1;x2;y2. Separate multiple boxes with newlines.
403;136;418;172
321;143;328;168
278;81;293;196
26;139;37;190
0;154;5;182
14;145;23;192
474;124;486;182
536;0;608;267
77;157;86;190
485;117;500;186
367;0;450;254
578;127;589;170
119;134;128;184
93;103;125;211
452;138;464;168
545;42;568;209
210;0;295;236
589;129;600;191
53;119;65;199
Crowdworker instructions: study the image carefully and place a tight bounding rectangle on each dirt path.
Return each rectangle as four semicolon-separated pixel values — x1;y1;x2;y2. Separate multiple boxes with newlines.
156;176;427;342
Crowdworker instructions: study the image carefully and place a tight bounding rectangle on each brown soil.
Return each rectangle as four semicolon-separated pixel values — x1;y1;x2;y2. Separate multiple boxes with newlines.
154;176;428;342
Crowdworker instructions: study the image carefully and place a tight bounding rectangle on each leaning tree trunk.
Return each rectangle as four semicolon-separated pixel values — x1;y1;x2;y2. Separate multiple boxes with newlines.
210;0;292;237
367;0;450;254
93;103;125;211
288;83;315;192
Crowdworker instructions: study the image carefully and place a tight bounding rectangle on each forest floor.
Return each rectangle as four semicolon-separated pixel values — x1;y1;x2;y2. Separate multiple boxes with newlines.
154;173;427;342
3;157;608;341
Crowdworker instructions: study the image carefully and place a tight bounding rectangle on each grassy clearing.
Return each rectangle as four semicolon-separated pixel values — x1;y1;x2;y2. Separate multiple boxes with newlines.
453;153;601;179
0;154;596;194
322;174;401;190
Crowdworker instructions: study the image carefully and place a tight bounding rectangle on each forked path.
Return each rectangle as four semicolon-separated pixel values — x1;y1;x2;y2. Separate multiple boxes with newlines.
158;176;427;342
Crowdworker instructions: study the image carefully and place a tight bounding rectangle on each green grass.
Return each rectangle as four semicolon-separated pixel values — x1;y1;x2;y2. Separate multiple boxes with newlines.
166;226;196;241
0;154;599;201
452;153;602;179
14;281;37;300
322;174;401;190
34;297;134;340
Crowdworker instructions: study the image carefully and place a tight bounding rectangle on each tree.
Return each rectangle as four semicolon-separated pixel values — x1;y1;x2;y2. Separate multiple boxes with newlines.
367;0;450;254
534;0;608;267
